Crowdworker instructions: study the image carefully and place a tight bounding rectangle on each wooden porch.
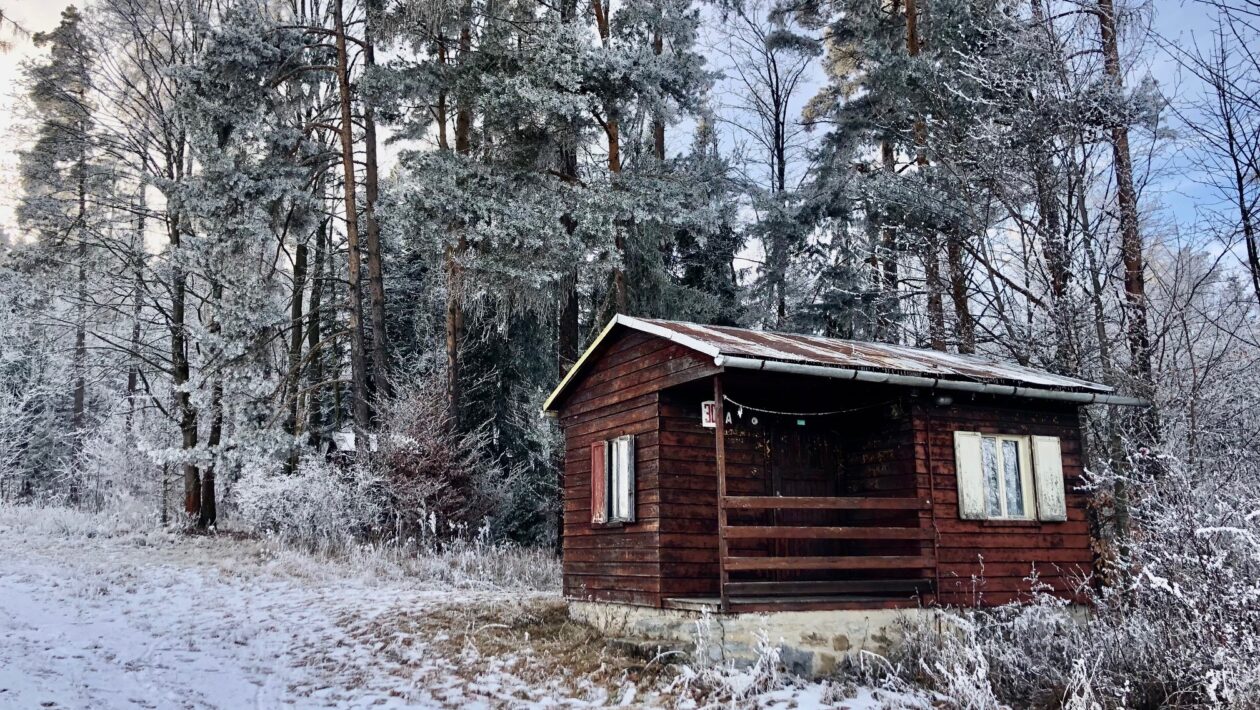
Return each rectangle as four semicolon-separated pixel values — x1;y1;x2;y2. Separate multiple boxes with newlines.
674;375;937;613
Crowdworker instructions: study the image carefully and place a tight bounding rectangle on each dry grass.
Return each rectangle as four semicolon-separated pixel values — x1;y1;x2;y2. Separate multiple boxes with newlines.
414;597;680;691
336;595;687;706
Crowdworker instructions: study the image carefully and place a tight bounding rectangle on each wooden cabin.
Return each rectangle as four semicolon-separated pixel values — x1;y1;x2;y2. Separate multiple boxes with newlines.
543;316;1143;614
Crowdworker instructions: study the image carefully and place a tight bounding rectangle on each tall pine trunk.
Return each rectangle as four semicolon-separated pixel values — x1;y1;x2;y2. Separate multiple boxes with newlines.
556;0;581;374
199;279;223;530
446;0;473;426
1097;0;1153;408
591;0;626;314
904;0;949;351
877;140;899;341
72;145;87;433
947;234;975;353
286;239;308;471
306;218;328;447
332;0;373;435
171;212;199;517
362;7;390;405
127;188;145;438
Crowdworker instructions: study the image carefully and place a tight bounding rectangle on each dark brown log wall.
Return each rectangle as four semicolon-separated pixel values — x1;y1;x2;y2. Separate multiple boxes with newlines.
559;330;718;607
913;400;1093;607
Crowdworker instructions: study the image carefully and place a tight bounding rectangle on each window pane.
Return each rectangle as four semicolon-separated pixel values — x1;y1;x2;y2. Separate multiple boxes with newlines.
982;437;1001;517
1002;439;1025;517
612;438;633;520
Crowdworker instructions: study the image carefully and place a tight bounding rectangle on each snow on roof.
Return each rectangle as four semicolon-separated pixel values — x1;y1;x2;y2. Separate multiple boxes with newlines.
543;315;1113;412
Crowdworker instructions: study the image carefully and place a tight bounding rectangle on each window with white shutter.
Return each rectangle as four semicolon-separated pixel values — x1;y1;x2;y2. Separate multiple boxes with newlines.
953;431;987;520
1031;436;1067;521
954;431;1061;522
608;435;636;523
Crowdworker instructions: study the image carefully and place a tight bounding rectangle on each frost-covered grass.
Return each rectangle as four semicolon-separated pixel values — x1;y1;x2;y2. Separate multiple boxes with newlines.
0;503;906;709
0;495;164;541
259;535;563;593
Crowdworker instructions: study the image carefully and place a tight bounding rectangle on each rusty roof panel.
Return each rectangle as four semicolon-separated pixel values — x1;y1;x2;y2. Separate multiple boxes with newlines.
635;318;1111;393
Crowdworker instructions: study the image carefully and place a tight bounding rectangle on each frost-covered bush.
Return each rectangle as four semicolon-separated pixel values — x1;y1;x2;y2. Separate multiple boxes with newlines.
872;450;1260;709
67;408;170;512
234;458;388;552
231;374;513;551
373;377;505;539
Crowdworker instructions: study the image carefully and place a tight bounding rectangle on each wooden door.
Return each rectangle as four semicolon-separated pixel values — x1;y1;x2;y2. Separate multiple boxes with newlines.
768;421;842;567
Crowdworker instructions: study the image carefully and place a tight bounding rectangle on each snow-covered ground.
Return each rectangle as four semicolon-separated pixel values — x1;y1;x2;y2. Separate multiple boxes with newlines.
0;506;929;709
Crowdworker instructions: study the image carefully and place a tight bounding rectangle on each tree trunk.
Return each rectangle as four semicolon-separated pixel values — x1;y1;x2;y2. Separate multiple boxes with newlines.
167;208;199;517
924;238;946;351
947;233;975;353
446;0;474;427
72;149;87;433
199;280;223;530
1097;0;1153;405
332;0;373;436
1035;154;1074;371
127;187;145;438
877;140;899;341
436;44;450;151
652;28;665;161
286;240;308;471
73;243;87;431
1220;88;1260;306
362;8;390;405
591;0;626;314
306;218;328;447
556;0;581;374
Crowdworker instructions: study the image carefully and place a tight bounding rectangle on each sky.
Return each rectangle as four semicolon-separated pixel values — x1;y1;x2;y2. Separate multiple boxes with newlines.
0;0;1236;252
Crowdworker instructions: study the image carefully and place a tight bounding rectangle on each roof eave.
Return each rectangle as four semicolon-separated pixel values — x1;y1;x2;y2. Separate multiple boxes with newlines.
718;356;1147;407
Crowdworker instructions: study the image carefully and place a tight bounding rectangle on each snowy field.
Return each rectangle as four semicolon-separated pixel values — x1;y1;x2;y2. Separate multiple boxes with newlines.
0;506;926;709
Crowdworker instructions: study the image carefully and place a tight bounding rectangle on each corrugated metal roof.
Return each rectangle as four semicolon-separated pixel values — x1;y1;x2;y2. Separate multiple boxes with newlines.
543;316;1113;413
631;317;1111;393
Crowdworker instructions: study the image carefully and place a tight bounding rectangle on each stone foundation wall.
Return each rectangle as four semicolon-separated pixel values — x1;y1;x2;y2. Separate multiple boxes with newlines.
568;601;939;677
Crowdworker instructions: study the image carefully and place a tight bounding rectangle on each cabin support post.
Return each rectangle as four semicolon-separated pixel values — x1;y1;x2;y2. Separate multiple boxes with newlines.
714;373;730;613
919;403;941;603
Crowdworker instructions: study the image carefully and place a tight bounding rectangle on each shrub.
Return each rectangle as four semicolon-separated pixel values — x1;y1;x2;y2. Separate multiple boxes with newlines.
234;457;388;552
870;451;1260;709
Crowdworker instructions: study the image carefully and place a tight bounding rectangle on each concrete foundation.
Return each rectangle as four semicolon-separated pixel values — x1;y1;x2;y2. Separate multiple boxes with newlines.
568;600;937;677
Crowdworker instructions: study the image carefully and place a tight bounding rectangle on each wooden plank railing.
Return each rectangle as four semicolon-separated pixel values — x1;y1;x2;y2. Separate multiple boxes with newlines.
717;494;934;607
723;496;930;511
725;555;934;571
723;525;933;540
725;579;931;597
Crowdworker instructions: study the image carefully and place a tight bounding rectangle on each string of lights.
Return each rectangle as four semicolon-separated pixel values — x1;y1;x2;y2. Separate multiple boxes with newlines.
721;394;894;419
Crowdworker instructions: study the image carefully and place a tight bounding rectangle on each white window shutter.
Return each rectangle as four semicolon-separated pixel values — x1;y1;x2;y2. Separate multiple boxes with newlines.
1031;435;1067;521
953;431;986;520
614;435;636;523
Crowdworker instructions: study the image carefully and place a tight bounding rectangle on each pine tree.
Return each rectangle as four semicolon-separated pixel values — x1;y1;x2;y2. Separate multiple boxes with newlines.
17;6;98;439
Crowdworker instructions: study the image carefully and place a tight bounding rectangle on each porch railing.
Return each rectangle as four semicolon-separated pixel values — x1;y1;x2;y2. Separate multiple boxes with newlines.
713;374;935;611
